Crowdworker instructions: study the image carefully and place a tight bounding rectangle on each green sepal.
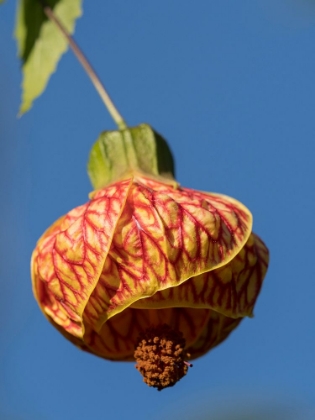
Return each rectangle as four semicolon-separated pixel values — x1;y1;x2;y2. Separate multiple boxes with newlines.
87;123;175;190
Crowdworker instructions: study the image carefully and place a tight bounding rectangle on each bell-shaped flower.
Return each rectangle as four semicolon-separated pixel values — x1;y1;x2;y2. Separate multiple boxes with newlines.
31;125;269;390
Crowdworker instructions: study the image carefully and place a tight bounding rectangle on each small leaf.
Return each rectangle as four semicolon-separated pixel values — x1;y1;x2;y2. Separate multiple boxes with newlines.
15;0;82;114
88;123;175;189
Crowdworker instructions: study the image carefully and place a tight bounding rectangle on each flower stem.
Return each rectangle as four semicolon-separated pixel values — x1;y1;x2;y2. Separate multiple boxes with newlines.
42;4;127;130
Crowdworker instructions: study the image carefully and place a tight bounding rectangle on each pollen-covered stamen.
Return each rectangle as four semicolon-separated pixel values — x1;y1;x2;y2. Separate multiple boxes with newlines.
134;324;191;391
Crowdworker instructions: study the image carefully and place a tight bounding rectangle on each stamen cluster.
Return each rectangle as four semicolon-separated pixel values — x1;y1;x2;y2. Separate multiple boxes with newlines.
134;324;191;391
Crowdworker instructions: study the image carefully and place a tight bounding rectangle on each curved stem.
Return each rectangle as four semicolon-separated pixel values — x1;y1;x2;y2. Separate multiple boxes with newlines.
43;4;127;130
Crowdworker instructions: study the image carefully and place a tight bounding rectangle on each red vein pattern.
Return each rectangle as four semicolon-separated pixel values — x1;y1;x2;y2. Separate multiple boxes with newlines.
83;176;252;331
83;307;211;361
132;233;269;318
31;174;268;361
186;311;243;360
32;179;132;336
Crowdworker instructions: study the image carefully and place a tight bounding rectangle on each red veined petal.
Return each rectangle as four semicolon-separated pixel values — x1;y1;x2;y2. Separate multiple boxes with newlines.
83;176;252;331
83;307;211;361
186;311;242;359
131;233;269;318
31;179;132;335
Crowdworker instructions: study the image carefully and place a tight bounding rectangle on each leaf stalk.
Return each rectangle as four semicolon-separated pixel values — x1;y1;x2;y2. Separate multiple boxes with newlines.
42;4;127;130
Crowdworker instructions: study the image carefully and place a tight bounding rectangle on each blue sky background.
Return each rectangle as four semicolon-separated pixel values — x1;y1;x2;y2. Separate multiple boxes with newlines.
1;1;315;419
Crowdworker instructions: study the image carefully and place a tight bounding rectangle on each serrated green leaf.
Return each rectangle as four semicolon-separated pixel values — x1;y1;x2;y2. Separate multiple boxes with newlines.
15;0;82;114
88;124;175;189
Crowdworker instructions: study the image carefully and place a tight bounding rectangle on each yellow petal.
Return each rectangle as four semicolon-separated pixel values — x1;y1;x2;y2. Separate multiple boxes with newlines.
131;233;269;318
83;176;252;331
83;307;211;361
186;311;242;360
31;179;132;335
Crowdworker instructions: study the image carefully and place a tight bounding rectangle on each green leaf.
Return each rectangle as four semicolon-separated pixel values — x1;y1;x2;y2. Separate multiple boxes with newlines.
15;0;82;114
88;124;175;189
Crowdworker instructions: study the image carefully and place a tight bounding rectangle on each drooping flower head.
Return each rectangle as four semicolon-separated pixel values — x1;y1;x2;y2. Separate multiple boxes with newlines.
31;124;269;390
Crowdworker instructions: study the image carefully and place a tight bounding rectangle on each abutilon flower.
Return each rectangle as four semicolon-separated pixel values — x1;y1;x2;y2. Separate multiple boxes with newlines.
31;125;269;390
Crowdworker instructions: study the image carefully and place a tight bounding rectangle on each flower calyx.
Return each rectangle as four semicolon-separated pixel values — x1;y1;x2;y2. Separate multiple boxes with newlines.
88;123;175;189
134;324;192;391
